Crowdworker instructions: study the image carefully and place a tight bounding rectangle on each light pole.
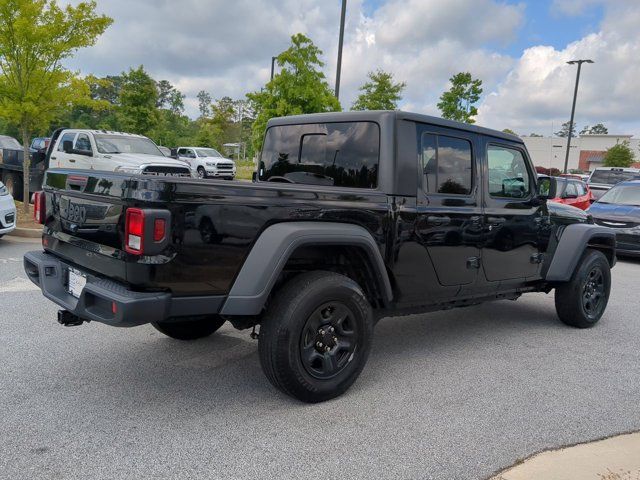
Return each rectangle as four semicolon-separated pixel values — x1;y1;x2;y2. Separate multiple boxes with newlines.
563;59;593;173
270;56;277;81
335;0;347;101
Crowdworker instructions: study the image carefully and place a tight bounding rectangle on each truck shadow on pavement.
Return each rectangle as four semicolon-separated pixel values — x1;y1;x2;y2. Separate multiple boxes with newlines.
50;294;569;408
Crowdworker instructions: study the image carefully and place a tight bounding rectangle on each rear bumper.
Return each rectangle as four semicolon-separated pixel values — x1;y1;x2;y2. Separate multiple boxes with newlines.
23;251;226;327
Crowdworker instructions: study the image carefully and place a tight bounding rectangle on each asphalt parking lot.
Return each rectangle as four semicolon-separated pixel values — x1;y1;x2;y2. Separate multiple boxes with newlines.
1;235;639;480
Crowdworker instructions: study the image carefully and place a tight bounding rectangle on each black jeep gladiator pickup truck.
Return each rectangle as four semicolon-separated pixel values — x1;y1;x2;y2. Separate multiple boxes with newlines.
24;111;616;402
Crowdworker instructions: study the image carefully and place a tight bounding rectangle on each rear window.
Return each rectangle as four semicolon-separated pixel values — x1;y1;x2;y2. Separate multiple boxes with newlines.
589;170;640;185
259;122;380;188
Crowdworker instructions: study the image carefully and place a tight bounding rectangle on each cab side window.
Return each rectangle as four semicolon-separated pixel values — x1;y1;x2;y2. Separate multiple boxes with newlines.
74;133;92;153
57;133;76;151
487;145;532;199
421;133;473;195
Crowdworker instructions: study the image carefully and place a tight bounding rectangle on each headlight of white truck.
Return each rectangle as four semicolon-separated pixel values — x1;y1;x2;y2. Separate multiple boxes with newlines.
0;182;8;196
115;166;143;175
206;162;215;167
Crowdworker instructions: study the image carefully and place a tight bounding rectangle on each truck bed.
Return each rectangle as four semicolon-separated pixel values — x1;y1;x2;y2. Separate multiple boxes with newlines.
40;169;391;297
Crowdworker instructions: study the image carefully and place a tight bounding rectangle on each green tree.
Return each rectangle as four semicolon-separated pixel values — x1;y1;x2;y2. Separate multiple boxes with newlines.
603;141;635;168
437;72;483;124
580;123;608;135
502;128;518;136
119;66;159;136
197;90;212;118
351;70;406;111
528;133;543;137
555;121;576;138
247;33;341;152
0;0;112;209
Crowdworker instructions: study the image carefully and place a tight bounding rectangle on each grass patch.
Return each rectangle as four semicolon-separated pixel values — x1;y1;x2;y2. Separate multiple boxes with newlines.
235;160;256;181
13;201;41;230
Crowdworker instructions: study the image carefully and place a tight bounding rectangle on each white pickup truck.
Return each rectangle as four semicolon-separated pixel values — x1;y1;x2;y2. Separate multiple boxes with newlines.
50;129;193;177
176;147;236;179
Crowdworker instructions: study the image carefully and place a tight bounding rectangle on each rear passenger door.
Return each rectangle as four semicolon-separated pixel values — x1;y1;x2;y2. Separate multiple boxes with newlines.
415;125;483;288
481;140;543;282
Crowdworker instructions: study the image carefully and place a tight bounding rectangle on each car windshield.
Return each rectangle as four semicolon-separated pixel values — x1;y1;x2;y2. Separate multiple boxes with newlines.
196;148;223;158
598;184;640;206
0;136;22;149
589;170;640;185
94;134;162;156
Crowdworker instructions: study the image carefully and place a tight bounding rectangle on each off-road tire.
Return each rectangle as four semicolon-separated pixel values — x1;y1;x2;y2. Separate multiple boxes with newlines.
197;167;207;179
258;271;373;403
555;249;611;328
152;315;226;340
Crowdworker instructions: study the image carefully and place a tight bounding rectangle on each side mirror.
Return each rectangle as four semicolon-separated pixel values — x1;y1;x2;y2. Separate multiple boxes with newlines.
537;177;557;200
62;140;73;154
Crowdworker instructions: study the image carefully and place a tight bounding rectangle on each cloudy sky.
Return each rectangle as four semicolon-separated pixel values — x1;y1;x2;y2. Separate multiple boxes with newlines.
66;0;640;136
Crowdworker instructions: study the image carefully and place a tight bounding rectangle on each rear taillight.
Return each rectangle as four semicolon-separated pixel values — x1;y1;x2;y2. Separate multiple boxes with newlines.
124;208;171;256
33;191;46;224
125;208;145;254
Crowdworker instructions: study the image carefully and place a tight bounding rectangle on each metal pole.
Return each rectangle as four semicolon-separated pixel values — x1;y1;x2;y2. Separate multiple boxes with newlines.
270;56;277;81
563;63;581;173
335;0;347;101
563;59;592;173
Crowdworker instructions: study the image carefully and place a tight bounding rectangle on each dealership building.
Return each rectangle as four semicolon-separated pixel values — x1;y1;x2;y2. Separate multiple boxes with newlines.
522;134;640;172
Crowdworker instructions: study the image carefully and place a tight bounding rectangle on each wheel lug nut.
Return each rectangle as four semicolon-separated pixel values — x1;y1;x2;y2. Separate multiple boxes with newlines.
325;346;330;352
319;329;325;335
329;327;334;333
317;342;323;348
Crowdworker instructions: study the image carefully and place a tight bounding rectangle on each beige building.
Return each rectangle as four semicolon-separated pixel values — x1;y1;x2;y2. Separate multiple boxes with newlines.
522;134;640;172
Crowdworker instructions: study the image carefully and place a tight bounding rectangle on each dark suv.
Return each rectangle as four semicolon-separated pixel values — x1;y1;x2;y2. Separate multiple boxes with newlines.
25;111;616;402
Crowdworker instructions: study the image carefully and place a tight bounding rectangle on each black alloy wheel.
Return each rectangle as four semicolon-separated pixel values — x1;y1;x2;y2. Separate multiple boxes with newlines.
581;265;606;319
299;302;359;380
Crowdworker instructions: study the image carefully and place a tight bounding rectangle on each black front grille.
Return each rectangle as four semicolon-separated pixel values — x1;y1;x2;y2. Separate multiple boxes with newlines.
216;164;234;171
143;166;191;177
4;213;15;225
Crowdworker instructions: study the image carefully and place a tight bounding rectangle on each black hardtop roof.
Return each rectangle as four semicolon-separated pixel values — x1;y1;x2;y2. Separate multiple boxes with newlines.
266;110;522;143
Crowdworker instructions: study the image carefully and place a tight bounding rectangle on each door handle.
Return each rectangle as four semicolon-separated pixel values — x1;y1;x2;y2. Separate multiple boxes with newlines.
487;217;506;225
68;159;76;163
427;215;451;226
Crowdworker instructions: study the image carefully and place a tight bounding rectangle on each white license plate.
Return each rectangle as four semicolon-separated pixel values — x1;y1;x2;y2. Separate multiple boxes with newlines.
67;268;87;299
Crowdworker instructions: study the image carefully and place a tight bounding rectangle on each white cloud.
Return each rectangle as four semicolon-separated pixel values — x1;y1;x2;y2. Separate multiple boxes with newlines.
65;0;521;118
477;1;640;135
62;0;640;136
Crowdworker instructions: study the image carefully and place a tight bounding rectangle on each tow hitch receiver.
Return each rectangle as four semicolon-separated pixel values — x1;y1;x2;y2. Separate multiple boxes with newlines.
57;310;87;327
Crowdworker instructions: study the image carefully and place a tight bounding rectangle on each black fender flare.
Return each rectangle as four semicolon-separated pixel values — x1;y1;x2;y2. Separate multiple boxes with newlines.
545;223;616;283
220;222;393;316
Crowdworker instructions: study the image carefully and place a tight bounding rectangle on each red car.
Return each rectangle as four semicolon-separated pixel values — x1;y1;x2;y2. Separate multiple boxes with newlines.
551;177;593;210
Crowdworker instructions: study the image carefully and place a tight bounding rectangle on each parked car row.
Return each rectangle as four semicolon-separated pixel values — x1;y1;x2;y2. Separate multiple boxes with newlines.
0;129;239;199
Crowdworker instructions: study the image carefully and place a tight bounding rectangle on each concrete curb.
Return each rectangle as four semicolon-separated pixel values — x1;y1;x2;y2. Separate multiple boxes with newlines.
8;227;42;239
490;431;640;480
